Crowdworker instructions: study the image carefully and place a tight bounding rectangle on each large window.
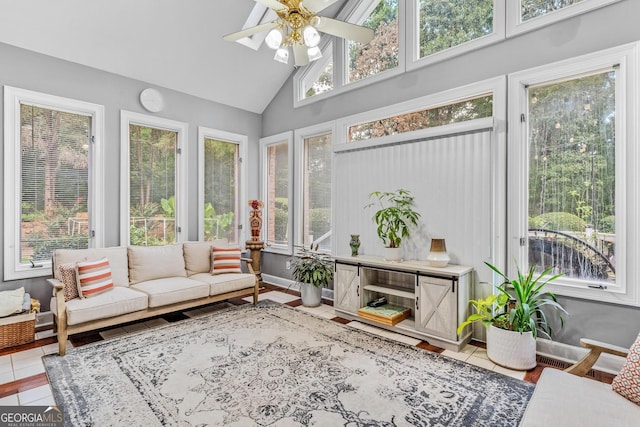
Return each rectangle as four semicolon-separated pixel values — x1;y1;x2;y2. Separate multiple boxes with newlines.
121;112;188;246
295;126;333;251
260;132;293;253
4;87;104;279
198;127;247;244
508;43;639;305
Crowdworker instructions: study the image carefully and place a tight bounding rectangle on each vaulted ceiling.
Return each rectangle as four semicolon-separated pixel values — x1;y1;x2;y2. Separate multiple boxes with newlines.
0;0;342;114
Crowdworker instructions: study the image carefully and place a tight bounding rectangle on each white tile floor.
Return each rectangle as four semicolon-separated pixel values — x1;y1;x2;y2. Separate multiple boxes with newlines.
1;290;525;407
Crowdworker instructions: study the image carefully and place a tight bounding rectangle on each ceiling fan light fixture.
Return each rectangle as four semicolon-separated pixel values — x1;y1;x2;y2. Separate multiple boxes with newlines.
274;47;289;64
303;25;321;47
265;28;283;50
307;46;322;62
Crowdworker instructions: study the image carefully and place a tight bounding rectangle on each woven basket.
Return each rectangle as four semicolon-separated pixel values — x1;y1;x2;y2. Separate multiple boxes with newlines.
0;300;38;350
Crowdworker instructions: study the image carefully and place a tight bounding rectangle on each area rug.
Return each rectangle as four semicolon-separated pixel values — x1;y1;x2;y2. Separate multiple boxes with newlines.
43;302;534;426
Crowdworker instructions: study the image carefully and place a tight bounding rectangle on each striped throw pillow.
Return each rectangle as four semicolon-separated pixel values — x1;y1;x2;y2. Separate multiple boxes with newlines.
75;258;115;298
210;247;242;275
612;333;640;405
58;263;80;301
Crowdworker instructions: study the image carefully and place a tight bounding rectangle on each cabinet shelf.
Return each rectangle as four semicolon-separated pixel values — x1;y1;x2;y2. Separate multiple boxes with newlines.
363;284;414;300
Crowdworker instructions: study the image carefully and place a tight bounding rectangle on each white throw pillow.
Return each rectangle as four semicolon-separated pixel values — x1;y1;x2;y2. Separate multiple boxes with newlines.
0;287;26;317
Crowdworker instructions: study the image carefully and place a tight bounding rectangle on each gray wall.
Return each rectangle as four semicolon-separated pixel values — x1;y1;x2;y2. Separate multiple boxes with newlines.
0;42;262;310
260;0;640;348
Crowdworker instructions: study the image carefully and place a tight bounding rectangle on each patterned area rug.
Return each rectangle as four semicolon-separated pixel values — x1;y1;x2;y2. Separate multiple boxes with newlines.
44;302;534;426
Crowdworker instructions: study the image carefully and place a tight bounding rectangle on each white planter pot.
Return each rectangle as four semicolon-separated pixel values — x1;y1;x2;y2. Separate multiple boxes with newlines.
486;325;537;371
300;283;322;307
383;247;402;262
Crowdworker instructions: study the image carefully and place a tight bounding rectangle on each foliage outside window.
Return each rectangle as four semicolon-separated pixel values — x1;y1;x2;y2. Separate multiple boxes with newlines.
348;0;399;84
19;104;90;263
527;70;616;285
129;124;177;246
203;138;239;243
520;0;586;21
347;94;493;142
418;0;494;59
266;141;290;247
302;133;332;251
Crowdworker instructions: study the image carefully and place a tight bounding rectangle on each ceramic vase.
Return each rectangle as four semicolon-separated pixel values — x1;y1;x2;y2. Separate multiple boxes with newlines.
427;238;450;267
383;247;402;262
349;234;361;256
300;283;322;307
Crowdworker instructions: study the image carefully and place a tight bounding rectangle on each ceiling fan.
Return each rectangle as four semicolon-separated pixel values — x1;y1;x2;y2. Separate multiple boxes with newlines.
224;0;374;66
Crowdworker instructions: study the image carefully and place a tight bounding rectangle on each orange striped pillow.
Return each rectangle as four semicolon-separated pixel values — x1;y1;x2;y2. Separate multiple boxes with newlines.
75;258;114;298
210;247;242;275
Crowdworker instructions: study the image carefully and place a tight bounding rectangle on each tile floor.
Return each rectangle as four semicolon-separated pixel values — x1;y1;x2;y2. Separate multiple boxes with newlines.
0;290;526;407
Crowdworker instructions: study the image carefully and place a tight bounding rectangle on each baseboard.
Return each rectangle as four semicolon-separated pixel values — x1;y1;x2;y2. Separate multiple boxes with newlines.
261;274;334;301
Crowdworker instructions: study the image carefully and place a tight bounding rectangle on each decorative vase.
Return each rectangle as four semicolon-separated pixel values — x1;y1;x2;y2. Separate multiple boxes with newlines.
486;324;537;371
300;283;323;307
249;209;262;241
349;234;361;256
427;238;450;267
383;247;402;262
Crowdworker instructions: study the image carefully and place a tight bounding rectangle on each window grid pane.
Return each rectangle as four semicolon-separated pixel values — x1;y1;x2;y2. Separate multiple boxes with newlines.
347;94;493;143
266;142;289;247
129;124;177;246
303;133;332;251
527;70;616;284
204;138;239;243
418;0;494;59
20;104;90;262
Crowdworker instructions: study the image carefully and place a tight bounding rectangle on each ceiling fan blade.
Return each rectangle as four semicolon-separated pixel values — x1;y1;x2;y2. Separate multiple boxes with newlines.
302;0;340;13
315;17;374;44
223;20;279;42
293;44;310;67
254;0;288;12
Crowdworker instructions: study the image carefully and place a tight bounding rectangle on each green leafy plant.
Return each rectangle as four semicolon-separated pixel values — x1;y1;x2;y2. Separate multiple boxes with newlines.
290;246;334;288
458;261;567;339
365;189;421;248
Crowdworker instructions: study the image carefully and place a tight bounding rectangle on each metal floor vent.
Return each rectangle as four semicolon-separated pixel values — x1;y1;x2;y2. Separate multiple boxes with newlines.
536;355;597;378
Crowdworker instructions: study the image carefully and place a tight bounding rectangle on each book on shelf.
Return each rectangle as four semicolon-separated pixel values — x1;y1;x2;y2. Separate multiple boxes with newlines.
357;304;411;326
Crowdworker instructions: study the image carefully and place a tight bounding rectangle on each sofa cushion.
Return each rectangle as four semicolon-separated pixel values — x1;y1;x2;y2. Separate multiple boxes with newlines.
183;239;228;276
128;245;187;285
75;258;115;298
612;333;640;405
130;277;209;308
520;368;639;426
210;246;242;275
64;287;148;326
58;263;80;301
53;247;129;287
190;273;256;296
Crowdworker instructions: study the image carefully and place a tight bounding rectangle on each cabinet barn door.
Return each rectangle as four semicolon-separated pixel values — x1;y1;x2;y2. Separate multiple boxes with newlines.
334;263;360;315
417;276;457;340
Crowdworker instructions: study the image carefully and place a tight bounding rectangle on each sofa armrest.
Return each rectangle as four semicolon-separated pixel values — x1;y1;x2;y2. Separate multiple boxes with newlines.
241;257;256;275
564;338;630;377
47;277;64;291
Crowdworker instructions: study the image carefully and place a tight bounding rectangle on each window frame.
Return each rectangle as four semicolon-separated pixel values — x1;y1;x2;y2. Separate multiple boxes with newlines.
506;0;621;37
406;0;505;72
507;42;639;306
260;131;294;255
294;41;335;104
294;122;335;253
3;86;105;280
197;126;248;244
120;110;188;246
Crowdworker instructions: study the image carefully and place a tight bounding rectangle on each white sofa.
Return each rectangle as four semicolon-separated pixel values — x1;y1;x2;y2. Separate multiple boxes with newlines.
520;338;639;426
47;241;259;355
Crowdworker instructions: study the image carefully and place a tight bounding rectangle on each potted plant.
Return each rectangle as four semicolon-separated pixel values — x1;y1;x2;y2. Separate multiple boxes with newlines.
457;261;567;370
365;189;421;261
290;246;334;307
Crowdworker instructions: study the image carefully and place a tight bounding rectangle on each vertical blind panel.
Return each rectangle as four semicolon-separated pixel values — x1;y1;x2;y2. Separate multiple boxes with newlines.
334;130;492;277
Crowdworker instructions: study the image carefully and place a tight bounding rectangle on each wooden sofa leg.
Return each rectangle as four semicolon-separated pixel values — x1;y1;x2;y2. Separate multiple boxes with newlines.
57;326;68;356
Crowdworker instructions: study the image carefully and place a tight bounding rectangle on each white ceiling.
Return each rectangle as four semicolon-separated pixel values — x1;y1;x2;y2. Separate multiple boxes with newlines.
0;0;341;114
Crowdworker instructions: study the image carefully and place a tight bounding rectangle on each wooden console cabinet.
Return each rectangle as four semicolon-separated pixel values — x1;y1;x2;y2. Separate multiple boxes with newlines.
334;255;473;352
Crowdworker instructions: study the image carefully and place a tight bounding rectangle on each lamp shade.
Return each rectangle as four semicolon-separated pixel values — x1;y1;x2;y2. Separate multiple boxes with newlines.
274;47;289;64
265;28;283;50
303;25;321;47
307;46;322;61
